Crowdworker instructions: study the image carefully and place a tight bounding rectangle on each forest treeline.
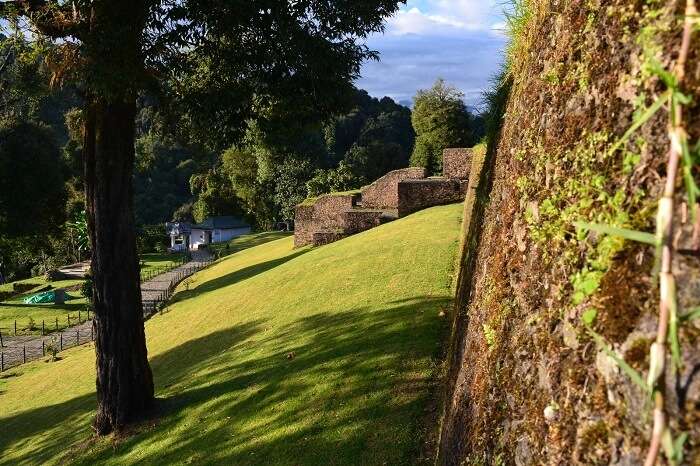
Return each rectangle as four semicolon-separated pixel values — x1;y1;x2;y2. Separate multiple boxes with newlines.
0;35;482;281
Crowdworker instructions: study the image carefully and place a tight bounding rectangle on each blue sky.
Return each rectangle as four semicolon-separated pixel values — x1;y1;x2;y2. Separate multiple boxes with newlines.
357;0;507;109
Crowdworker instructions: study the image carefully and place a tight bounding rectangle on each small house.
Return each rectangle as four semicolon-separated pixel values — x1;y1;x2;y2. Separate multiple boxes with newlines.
166;216;251;251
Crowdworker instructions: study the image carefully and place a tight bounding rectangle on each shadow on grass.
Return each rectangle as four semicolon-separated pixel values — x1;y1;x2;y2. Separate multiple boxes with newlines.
210;232;292;259
0;296;451;466
0;302;86;311
172;249;309;303
0;319;266;466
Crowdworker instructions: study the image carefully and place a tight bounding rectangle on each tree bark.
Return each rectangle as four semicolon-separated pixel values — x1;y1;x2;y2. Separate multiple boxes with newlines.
84;97;154;435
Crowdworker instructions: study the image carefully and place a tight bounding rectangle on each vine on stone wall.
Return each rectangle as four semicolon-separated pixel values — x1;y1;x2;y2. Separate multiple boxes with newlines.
576;2;698;464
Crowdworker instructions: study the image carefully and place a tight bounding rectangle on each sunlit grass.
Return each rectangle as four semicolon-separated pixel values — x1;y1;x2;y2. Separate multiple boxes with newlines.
0;204;462;465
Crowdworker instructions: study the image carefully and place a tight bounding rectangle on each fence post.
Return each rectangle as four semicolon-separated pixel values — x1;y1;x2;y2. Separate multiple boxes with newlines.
23;345;26;364
42;339;45;357
67;314;71;327
42;320;45;336
1;352;3;372
76;330;79;345
55;317;58;331
14;320;16;336
79;309;81;323
0;330;3;348
60;333;63;351
91;324;94;341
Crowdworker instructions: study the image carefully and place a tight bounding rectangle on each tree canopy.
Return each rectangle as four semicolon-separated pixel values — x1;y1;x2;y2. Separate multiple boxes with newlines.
0;0;407;435
410;78;473;175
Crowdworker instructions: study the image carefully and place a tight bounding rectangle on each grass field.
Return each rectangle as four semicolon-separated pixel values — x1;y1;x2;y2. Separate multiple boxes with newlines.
208;231;292;258
0;253;186;336
0;204;462;465
0;280;88;336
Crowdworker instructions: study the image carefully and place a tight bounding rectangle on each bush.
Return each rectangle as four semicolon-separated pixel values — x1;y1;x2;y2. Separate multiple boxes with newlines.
81;274;93;301
137;225;169;253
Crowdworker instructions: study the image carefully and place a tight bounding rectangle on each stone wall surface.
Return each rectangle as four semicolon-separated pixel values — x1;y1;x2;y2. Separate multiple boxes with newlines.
361;167;427;209
342;209;385;234
293;204;315;248
397;179;468;218
443;148;472;180
295;148;472;248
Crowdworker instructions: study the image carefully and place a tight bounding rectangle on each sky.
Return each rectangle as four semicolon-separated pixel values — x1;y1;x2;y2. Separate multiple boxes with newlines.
357;0;508;109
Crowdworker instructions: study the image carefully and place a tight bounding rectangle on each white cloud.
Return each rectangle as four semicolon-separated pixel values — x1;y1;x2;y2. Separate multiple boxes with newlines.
357;0;508;108
385;0;504;36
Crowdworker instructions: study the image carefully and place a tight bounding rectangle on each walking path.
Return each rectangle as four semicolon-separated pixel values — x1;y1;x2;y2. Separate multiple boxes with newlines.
0;250;213;371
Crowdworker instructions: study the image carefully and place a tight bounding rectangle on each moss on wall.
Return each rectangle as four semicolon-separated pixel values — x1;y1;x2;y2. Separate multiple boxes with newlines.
439;1;700;464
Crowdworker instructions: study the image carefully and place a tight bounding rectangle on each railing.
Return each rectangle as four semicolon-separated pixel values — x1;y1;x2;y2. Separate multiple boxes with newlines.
0;253;216;372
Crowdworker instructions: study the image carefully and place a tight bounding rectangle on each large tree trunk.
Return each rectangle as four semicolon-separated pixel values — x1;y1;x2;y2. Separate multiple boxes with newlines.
84;98;154;435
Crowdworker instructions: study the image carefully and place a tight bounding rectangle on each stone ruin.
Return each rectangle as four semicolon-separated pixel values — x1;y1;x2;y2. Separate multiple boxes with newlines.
294;148;473;248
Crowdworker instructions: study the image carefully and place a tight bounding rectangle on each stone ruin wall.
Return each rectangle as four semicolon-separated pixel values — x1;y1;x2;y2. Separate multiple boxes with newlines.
443;148;472;180
397;179;469;218
294;148;474;248
361;167;427;210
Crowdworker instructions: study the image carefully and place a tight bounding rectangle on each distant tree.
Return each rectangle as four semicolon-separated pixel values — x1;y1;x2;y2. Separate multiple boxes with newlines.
2;1;403;434
306;162;359;197
189;168;243;224
273;159;316;221
410;79;472;175
0;119;66;238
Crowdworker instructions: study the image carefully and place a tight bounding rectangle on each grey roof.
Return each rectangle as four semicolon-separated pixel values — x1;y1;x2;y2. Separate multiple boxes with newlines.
192;216;250;230
166;216;250;235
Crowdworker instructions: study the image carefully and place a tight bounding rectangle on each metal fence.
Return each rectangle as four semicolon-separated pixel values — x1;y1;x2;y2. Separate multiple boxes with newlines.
0;254;216;372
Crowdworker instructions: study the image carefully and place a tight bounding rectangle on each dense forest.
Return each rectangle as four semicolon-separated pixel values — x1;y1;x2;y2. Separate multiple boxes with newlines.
0;34;481;282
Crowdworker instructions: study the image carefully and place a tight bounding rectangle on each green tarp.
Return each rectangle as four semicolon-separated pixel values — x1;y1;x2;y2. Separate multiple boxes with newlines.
23;290;76;304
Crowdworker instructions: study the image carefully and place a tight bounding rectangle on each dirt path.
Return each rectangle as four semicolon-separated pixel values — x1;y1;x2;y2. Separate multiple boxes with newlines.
0;250;213;371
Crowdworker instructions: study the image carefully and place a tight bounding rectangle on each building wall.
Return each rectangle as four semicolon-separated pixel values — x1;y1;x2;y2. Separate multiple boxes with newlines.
214;227;252;243
294;148;472;248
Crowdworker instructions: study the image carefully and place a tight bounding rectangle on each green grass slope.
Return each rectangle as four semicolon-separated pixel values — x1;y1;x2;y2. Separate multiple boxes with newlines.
0;204;462;465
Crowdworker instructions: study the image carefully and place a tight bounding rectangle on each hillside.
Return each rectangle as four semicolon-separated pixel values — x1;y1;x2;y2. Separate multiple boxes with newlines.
0;204;462;465
439;2;700;465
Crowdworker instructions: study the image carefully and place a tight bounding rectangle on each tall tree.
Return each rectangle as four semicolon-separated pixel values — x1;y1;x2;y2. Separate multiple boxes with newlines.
410;78;472;175
0;0;404;435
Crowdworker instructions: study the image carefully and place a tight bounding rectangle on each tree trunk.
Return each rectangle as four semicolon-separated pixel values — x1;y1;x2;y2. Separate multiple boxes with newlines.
84;98;154;435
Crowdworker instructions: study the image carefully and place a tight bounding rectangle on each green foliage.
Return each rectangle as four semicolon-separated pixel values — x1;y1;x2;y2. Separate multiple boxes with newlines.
571;269;604;305
81;275;93;302
306;162;359;198
574;222;657;246
483;323;497;350
137;225;170;254
581;308;598;326
0;119;66;238
410;79;473;175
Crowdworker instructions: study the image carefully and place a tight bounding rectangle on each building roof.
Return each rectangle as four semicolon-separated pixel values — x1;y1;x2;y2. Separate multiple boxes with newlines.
166;216;250;235
193;216;250;230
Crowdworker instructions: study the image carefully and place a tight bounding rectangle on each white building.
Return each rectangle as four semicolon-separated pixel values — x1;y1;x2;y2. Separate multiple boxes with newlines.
166;216;252;251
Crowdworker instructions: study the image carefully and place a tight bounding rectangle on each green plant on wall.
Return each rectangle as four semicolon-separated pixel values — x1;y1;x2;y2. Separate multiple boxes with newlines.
575;4;699;464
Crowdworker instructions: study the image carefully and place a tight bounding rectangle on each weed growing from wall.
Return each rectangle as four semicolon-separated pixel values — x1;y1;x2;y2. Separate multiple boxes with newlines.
576;2;699;464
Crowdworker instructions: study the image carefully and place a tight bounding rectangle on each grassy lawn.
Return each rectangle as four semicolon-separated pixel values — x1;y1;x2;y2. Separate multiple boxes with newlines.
0;280;88;336
0;252;192;336
0;204;462;465
139;252;187;280
209;231;292;258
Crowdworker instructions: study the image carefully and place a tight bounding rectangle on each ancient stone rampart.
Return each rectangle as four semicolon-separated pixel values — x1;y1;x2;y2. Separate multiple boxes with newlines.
443;148;472;180
294;148;473;248
360;167;427;210
397;179;468;218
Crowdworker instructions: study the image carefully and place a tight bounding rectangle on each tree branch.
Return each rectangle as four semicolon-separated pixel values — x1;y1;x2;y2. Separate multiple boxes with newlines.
0;0;87;39
0;49;12;76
